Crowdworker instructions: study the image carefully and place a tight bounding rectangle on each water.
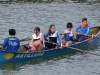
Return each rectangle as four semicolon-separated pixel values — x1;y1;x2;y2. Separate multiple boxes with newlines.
0;0;100;75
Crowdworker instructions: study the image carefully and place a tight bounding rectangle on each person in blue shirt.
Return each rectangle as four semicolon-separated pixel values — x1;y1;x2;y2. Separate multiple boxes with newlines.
75;18;90;35
2;29;20;52
44;24;62;49
61;22;76;47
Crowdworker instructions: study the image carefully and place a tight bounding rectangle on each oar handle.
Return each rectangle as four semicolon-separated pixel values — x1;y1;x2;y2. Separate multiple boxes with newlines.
45;41;58;45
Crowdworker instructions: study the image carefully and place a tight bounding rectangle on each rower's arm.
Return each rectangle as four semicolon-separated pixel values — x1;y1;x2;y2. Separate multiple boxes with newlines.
61;31;66;39
72;32;77;39
2;38;8;50
85;26;90;35
61;34;65;39
75;25;81;32
57;32;62;45
44;32;48;39
29;38;34;47
39;34;44;42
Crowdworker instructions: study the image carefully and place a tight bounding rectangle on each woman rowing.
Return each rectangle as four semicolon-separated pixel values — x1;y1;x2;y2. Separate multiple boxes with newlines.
61;22;76;47
29;27;45;52
44;24;62;49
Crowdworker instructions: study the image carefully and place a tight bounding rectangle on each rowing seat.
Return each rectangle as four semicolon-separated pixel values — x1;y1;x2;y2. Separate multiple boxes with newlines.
18;45;28;52
18;46;27;52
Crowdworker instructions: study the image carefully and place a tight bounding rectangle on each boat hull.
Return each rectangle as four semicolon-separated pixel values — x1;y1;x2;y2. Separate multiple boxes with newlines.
0;26;100;63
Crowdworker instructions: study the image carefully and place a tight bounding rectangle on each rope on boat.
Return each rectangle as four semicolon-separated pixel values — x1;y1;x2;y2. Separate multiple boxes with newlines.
68;47;100;56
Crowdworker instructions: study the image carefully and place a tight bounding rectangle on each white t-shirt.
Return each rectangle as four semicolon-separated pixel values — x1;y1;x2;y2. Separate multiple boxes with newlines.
32;33;45;48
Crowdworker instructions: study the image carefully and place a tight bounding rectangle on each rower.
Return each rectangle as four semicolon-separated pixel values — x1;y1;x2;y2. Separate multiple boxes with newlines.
61;22;77;47
2;29;20;52
28;27;45;52
75;18;90;36
44;24;62;49
75;18;90;41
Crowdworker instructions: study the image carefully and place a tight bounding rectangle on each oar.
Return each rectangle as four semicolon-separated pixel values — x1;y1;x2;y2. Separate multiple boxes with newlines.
19;37;31;42
45;41;100;56
68;46;100;56
45;41;58;45
0;37;31;46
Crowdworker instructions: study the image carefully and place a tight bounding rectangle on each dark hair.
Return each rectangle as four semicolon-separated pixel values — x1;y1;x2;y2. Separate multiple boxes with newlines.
82;18;87;22
9;29;16;35
67;22;73;28
48;24;55;35
34;27;40;33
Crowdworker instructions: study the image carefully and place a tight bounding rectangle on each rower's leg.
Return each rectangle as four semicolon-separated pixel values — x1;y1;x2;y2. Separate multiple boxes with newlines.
18;46;27;52
34;41;43;51
30;47;36;52
66;41;71;47
60;39;67;48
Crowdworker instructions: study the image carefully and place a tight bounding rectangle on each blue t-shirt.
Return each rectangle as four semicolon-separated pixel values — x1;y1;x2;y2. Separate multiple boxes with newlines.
65;33;72;42
75;25;90;35
2;37;20;52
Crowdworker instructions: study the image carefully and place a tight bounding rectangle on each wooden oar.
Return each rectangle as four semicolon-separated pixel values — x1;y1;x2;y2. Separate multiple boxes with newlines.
19;37;31;42
0;37;31;46
68;46;100;56
45;41;100;56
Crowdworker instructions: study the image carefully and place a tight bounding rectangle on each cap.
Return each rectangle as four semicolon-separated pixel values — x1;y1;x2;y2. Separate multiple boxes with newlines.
67;22;73;28
9;29;16;35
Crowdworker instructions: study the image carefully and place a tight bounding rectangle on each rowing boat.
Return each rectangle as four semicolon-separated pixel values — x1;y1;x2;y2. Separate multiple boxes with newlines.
0;26;100;63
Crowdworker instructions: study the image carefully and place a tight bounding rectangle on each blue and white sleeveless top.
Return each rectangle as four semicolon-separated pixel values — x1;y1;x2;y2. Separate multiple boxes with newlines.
49;31;58;37
32;33;45;48
64;30;73;42
45;31;62;45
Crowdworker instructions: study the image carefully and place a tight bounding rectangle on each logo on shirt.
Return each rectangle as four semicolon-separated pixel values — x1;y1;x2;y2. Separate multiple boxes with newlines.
8;41;18;46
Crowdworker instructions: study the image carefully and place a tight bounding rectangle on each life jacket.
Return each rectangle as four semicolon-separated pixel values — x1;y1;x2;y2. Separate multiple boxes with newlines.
32;33;45;48
48;31;59;44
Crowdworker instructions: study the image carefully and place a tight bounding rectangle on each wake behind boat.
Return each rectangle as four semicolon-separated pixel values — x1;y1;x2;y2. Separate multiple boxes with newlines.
0;26;100;63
